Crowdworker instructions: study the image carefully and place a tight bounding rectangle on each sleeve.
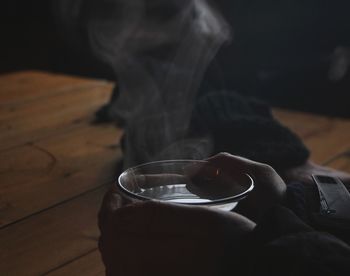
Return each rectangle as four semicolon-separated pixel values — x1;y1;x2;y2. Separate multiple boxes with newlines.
242;206;350;276
286;181;350;244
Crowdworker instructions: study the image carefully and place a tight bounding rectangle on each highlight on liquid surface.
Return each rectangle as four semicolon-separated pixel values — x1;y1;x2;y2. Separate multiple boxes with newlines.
137;184;211;203
136;183;238;211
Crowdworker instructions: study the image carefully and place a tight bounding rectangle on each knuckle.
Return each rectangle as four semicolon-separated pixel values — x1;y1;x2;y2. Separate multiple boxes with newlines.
262;163;275;172
254;163;275;174
217;152;233;159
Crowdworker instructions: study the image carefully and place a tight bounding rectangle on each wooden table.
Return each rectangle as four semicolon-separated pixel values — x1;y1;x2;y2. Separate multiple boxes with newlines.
0;71;349;275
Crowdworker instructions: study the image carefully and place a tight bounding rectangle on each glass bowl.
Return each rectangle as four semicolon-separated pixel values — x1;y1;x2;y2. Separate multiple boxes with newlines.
117;160;254;211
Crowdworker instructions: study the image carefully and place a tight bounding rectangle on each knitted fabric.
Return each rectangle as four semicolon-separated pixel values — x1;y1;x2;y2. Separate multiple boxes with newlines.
189;90;310;171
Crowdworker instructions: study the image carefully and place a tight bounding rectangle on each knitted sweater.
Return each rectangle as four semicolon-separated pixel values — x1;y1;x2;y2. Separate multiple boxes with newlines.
189;90;310;171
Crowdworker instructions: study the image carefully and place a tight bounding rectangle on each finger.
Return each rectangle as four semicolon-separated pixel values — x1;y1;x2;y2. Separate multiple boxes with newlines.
181;155;255;200
185;157;250;186
184;161;219;181
207;152;278;181
187;168;249;199
112;201;209;236
206;152;258;173
113;201;255;237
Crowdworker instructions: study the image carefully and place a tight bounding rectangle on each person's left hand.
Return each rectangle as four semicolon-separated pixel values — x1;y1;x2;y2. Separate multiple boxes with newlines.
205;153;287;222
98;188;255;276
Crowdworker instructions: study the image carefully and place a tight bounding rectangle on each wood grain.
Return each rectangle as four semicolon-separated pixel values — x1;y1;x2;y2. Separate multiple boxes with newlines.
274;109;350;171
0;76;114;151
0;123;122;227
0;186;108;276
45;250;104;276
0;71;122;227
0;71;104;105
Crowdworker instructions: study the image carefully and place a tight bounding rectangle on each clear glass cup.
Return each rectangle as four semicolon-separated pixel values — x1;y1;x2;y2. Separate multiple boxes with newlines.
117;160;254;211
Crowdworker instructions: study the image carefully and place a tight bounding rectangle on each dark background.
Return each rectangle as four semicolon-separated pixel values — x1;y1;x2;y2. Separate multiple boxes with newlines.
0;0;113;79
1;0;349;117
0;1;56;74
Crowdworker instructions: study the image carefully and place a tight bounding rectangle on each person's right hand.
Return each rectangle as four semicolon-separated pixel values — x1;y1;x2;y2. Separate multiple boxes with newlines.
206;153;287;222
98;189;255;276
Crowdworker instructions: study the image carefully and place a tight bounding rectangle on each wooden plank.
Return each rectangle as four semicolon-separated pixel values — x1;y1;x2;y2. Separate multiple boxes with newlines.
0;82;114;151
0;82;112;121
0;186;108;276
45;250;104;276
302;119;350;167
0;71;107;105
274;109;350;170
273;109;334;140
0;124;123;227
326;153;350;172
0;72;118;275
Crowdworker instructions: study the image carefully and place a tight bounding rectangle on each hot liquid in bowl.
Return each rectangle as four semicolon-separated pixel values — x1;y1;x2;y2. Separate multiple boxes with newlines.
118;160;254;211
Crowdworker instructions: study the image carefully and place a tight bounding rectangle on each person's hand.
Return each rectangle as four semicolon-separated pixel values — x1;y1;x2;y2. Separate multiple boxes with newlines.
98;188;255;276
205;153;287;222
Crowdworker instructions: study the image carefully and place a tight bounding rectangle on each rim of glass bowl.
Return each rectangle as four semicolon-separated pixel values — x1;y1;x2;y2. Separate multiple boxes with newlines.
117;160;254;206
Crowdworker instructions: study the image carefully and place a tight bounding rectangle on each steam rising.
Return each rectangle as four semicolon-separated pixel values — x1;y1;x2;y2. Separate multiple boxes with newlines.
56;0;231;168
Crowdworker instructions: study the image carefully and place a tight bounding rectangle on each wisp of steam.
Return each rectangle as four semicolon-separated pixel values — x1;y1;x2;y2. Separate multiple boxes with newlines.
55;0;231;168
